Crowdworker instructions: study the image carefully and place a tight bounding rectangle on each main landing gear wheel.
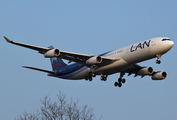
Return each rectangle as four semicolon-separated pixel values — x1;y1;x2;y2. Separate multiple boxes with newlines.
85;72;95;82
115;78;126;87
85;76;92;81
114;72;126;87
85;76;89;81
114;82;118;87
118;78;125;83
156;60;161;64
121;79;126;83
100;75;107;81
114;82;122;87
89;77;92;81
118;83;122;87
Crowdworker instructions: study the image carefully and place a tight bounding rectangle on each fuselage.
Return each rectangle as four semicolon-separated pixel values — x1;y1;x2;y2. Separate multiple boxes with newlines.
52;37;174;80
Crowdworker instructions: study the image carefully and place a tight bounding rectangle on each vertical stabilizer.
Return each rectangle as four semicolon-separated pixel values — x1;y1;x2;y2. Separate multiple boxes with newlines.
48;46;67;71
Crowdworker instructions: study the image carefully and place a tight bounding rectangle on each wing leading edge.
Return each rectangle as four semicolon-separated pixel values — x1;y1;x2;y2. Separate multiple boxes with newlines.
4;36;50;54
4;36;116;67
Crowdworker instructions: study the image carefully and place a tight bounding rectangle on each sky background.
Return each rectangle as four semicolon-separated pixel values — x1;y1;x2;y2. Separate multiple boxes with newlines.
0;0;177;120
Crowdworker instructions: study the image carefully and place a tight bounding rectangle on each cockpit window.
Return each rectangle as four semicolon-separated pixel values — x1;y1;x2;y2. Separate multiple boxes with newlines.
162;39;171;41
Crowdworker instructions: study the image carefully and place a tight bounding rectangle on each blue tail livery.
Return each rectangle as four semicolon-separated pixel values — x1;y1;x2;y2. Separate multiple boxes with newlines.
48;45;67;71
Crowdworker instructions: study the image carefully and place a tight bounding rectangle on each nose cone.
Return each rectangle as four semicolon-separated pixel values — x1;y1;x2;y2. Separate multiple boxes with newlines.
166;41;174;50
161;40;174;53
168;41;174;49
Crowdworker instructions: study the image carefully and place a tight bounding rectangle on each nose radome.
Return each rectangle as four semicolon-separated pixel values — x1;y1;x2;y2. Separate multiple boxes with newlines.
169;41;174;47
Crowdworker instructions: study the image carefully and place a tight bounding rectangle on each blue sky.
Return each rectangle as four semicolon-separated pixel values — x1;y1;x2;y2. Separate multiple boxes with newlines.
0;0;177;120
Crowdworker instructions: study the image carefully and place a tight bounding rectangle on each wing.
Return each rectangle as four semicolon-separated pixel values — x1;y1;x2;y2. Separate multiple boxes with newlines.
4;36;50;54
124;64;153;77
124;64;168;80
58;50;116;66
4;36;116;67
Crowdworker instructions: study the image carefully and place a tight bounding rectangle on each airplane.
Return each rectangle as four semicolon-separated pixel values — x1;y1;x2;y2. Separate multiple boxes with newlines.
4;36;174;87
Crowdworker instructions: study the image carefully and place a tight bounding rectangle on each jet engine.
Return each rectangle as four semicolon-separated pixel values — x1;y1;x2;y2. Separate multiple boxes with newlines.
86;56;102;65
137;67;153;75
44;49;60;58
151;71;167;80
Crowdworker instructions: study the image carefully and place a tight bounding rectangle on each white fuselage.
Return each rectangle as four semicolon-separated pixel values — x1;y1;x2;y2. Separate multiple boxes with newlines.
69;37;174;79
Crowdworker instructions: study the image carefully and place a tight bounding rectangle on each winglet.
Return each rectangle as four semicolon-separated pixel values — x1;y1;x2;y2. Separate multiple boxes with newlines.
4;36;12;43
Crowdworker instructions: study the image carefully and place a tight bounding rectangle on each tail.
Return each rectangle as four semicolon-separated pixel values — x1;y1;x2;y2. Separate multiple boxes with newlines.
48;46;67;71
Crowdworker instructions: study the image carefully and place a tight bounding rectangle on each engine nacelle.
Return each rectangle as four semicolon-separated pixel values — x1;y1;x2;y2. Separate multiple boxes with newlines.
151;71;167;80
137;67;153;75
44;49;60;58
86;56;102;65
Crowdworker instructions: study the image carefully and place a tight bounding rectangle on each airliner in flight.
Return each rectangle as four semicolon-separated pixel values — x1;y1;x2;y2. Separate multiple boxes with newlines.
4;36;174;87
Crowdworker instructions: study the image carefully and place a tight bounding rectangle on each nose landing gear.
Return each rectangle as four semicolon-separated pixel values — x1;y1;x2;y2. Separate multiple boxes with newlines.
156;60;161;64
156;54;162;64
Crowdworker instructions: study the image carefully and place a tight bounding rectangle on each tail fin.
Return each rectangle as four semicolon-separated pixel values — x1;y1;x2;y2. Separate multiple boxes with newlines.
48;46;67;71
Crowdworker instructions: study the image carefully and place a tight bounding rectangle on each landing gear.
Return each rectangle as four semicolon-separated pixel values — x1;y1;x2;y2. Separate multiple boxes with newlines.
100;74;107;81
85;76;89;81
121;79;126;83
156;54;162;64
85;72;95;82
156;60;161;64
114;82;118;86
88;77;92;81
85;76;93;82
114;82;122;87
100;76;107;81
118;82;122;87
92;74;96;77
114;72;126;87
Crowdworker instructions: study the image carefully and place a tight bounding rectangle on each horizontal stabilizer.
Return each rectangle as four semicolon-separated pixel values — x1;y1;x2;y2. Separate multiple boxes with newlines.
22;66;56;74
